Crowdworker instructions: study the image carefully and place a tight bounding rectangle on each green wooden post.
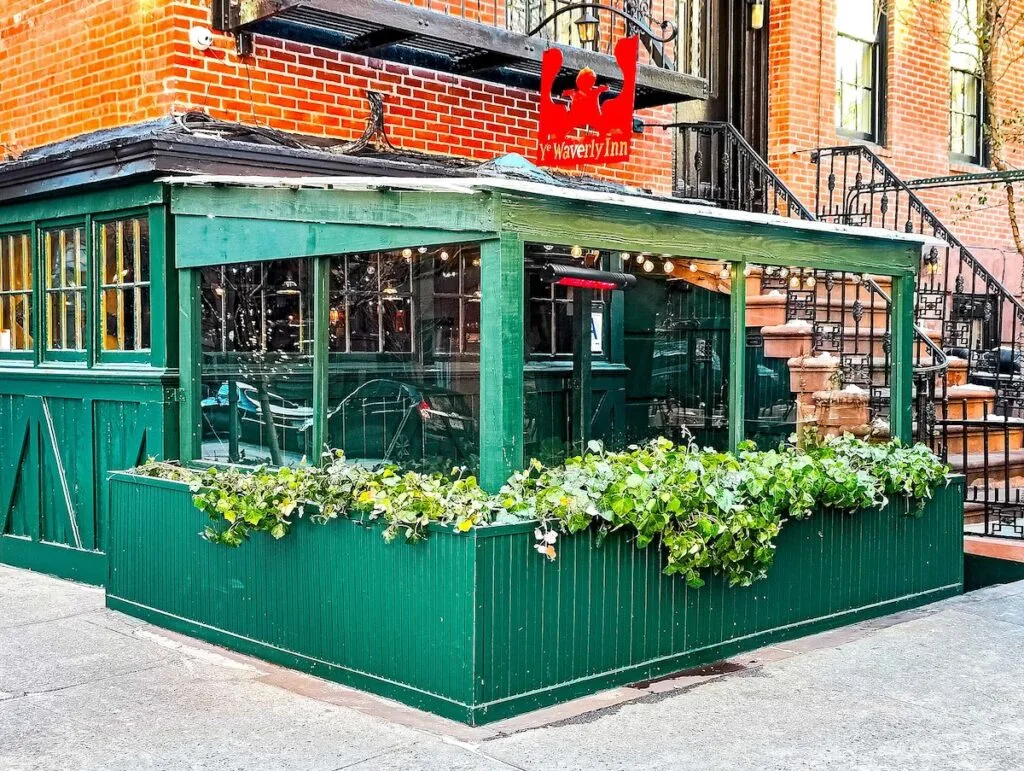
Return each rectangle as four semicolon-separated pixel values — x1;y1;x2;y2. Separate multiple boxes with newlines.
479;234;524;492
312;256;330;463
178;268;201;461
890;272;916;444
571;288;594;455
729;261;746;453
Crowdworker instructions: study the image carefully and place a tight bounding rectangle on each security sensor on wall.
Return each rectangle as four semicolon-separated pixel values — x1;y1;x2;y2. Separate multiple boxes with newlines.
189;25;214;52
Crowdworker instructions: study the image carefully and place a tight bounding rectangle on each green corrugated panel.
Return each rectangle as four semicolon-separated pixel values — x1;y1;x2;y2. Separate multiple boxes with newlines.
473;480;965;721
107;474;964;725
107;474;479;722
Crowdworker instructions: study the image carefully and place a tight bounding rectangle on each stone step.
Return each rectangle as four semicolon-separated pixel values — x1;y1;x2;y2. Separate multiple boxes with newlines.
760;322;938;361
948;449;1024;486
941;421;1024;456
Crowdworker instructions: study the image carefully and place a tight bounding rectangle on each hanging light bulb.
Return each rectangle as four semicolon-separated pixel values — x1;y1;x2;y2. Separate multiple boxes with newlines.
663;260;675;274
779;267;790;278
720;265;731;280
765;266;776;275
472;257;481;267
789;275;801;289
643;259;655;273
440;250;450;262
620;252;631;262
689;261;698;272
401;248;413;259
570;245;583;258
805;275;817;288
417;246;427;254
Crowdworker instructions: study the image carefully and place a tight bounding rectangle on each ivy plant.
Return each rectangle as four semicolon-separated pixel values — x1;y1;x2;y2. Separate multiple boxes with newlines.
133;433;949;589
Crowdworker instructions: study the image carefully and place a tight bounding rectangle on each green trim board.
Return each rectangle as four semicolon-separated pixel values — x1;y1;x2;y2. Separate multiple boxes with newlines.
0;184;164;227
0;536;106;586
106;472;965;725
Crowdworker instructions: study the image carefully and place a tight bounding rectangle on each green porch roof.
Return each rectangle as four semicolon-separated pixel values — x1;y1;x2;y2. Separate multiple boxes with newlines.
162;174;941;276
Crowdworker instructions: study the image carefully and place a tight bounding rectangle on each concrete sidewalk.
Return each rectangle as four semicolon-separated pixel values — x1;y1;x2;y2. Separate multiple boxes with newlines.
2;565;1023;770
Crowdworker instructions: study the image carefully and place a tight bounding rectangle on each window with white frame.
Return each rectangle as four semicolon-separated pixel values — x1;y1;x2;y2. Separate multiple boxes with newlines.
951;0;984;163
836;0;885;141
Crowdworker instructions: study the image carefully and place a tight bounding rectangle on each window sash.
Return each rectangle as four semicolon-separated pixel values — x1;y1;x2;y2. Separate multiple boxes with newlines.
43;226;87;352
950;68;983;161
99;217;152;352
0;232;33;352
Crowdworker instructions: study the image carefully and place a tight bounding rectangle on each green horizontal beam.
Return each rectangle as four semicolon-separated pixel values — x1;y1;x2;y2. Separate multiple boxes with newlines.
497;193;921;276
169;186;500;232
0;183;164;227
174;216;496;268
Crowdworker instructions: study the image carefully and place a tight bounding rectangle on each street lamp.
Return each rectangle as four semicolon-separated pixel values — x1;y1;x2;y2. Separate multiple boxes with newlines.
575;7;600;51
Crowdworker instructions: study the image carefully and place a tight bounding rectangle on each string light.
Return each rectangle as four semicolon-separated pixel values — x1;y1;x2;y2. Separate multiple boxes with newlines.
440;251;450;262
417;246;427;254
663;260;675;274
620;252;631;261
743;265;753;277
643;260;655;273
789;275;801;289
720;265;731;280
689;262;698;272
805;275;817;288
779;267;790;278
401;248;413;258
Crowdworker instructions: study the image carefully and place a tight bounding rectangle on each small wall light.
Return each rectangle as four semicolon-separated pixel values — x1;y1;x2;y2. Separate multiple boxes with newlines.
749;0;765;31
575;7;600;51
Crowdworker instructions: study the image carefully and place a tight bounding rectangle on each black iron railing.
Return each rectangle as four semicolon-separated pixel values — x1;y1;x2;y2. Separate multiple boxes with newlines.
670;123;943;429
811;145;1024;537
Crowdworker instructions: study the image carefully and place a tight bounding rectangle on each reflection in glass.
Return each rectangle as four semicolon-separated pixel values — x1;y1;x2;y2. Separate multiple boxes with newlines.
324;246;481;475
199;259;314;466
43;226;86;351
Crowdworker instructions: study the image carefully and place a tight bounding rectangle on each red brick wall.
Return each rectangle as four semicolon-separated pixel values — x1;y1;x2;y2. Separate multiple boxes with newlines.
0;0;674;192
768;0;1024;290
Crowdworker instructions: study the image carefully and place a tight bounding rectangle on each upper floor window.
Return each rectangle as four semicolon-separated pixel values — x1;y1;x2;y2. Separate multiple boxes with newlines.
951;0;984;163
836;0;886;142
42;225;86;354
0;232;32;353
99;217;152;352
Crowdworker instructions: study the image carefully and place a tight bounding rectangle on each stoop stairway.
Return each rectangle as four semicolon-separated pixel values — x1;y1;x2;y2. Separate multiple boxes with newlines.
672;122;1024;539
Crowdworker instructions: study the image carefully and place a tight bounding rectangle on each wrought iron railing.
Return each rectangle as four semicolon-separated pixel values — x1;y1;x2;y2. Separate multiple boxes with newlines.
811;145;1024;537
670;122;814;218
395;0;705;74
670;123;943;431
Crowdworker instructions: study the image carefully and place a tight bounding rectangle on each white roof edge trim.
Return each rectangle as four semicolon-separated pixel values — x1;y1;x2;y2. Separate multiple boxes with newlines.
157;174;943;248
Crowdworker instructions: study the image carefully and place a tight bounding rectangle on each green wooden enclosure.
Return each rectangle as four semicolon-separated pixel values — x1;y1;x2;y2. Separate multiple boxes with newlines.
0;174;939;584
106;472;965;725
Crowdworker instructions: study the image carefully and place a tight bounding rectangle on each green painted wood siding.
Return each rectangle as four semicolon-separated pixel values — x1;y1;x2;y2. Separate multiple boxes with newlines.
107;473;964;725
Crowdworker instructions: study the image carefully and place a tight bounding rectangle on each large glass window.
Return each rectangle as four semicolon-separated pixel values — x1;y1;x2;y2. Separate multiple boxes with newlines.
836;0;885;141
951;0;984;163
526;248;606;357
99;217;151;352
324;246;481;474
42;225;87;352
0;232;32;353
199;259;314;466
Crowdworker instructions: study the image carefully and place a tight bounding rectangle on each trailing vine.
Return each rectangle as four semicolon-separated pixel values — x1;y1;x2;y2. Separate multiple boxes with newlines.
133;433;949;588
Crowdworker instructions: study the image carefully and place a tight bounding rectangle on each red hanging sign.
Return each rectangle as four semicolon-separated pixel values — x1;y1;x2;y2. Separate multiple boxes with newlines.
536;35;639;168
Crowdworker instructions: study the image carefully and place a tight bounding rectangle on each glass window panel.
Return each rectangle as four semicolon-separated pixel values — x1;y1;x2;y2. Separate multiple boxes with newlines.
0;233;33;352
527;300;554;355
348;296;381;352
347;253;378;293
200;258;314;467
96;217;151;352
432;297;460;354
462;248;481;295
463;295;481;353
382;295;412;352
325;245;481;475
836;0;877;41
43;225;86;352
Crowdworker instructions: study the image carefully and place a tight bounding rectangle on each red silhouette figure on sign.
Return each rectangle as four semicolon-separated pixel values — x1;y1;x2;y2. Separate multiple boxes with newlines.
536;35;639;167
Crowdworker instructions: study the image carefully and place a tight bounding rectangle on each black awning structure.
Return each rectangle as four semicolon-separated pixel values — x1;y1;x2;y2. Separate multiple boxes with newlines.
213;0;708;109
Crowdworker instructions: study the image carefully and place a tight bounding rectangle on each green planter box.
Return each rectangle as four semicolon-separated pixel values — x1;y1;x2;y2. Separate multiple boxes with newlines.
106;473;965;725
